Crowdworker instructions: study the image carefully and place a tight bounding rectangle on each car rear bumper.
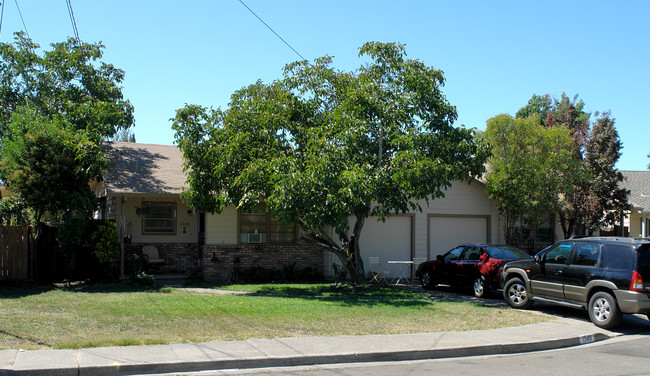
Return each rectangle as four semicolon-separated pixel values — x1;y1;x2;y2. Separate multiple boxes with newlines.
614;290;650;314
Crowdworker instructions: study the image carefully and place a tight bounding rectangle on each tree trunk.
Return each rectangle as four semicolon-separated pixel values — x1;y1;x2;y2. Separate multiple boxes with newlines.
296;217;364;285
350;215;366;281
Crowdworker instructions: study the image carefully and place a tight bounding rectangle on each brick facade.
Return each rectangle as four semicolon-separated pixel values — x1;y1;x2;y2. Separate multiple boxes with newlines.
125;243;199;275
126;242;324;282
201;244;324;282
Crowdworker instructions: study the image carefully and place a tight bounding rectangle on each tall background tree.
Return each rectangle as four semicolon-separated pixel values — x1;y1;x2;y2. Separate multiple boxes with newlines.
0;32;132;280
481;113;575;250
583;112;630;235
510;93;629;239
173;42;489;283
0;32;134;222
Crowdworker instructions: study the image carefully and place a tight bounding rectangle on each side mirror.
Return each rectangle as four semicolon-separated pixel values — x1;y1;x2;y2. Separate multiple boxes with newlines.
534;254;543;263
436;255;443;261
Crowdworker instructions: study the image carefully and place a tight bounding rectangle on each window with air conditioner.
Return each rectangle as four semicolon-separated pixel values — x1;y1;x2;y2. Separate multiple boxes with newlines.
239;203;295;244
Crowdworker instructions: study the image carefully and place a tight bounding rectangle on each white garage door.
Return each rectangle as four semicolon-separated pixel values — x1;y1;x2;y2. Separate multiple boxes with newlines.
358;216;412;277
429;216;488;258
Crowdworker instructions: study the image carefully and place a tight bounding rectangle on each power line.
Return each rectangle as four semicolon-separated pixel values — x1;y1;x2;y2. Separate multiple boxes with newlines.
237;0;307;62
66;0;80;44
0;1;5;37
13;0;29;39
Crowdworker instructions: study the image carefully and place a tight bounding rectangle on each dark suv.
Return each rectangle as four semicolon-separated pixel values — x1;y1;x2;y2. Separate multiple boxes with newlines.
500;237;650;329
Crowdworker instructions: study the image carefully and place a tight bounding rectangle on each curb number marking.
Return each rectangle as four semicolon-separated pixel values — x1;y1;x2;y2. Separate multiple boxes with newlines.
579;334;595;344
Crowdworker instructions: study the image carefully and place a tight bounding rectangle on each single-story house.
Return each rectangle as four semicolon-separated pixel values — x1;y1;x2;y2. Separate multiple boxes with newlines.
620;171;650;238
97;142;559;281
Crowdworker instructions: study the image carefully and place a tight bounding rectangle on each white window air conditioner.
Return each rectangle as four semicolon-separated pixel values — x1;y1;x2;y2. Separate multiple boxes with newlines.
247;231;263;243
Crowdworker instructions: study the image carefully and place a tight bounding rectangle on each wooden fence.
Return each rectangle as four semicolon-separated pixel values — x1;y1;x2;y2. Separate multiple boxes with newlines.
0;226;30;281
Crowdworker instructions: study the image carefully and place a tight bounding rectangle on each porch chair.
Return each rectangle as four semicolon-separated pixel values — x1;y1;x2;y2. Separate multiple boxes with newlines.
142;245;164;272
368;257;389;284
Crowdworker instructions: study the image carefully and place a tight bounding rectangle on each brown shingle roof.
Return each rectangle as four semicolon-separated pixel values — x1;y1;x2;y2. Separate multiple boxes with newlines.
103;142;186;194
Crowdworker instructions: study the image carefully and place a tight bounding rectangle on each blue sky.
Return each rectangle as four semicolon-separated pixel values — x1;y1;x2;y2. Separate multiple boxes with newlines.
1;1;648;170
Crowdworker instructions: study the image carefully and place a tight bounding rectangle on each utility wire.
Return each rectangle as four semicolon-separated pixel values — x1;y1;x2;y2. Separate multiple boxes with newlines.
66;0;80;44
237;0;306;62
13;0;29;39
0;1;5;37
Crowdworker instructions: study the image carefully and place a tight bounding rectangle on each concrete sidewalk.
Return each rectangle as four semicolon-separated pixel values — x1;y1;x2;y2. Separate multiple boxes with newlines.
3;314;647;376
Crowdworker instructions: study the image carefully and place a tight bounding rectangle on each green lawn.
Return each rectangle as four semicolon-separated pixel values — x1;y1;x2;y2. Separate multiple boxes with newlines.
0;283;550;350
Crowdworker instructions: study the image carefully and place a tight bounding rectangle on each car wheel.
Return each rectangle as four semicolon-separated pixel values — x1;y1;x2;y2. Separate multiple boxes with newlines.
421;271;435;289
503;277;533;309
588;291;621;329
473;276;488;298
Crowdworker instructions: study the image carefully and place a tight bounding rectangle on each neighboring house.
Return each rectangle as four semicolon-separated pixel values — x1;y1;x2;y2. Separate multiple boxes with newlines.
97;142;506;281
620;171;650;238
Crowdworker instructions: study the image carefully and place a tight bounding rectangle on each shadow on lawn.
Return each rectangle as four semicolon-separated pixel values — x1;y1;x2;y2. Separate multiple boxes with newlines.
0;282;169;299
247;284;421;297
214;284;497;309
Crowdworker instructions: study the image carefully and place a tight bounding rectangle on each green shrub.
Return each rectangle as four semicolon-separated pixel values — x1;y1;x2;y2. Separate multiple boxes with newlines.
88;221;120;281
126;252;144;277
57;217;120;281
187;267;204;284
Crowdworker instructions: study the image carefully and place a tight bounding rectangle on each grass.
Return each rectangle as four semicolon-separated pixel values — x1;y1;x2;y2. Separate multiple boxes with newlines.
0;283;550;350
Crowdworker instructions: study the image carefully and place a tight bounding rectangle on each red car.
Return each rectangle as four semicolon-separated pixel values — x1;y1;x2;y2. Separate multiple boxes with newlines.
416;244;532;298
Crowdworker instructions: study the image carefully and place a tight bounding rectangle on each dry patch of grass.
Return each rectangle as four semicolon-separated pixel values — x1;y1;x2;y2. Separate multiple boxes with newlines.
0;284;549;350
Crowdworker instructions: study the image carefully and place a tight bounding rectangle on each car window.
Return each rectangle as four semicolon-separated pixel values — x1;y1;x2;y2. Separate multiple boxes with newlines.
463;246;480;261
605;244;634;270
544;243;573;264
637;244;650;277
488;246;531;259
570;243;601;267
444;246;465;261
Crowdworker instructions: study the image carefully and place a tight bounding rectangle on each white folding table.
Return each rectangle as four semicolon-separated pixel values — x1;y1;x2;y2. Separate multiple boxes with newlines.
387;260;413;285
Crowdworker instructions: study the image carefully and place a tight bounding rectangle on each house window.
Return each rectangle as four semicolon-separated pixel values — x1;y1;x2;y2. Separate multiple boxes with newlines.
239;204;295;244
142;202;176;234
512;214;554;245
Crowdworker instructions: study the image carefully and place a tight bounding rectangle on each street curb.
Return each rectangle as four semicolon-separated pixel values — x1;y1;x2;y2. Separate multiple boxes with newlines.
1;333;613;376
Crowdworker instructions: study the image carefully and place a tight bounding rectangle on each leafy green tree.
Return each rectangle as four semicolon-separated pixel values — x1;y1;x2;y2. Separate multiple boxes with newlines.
515;94;553;125
541;94;592;238
0;32;134;222
582;112;630;234
515;94;629;238
482;114;575;250
0;32;134;139
0;109;105;222
0;195;33;226
173;42;489;284
111;128;136;142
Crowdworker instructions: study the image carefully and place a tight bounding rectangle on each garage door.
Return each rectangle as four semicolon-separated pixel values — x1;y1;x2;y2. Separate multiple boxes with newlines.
429;216;488;258
358;216;412;277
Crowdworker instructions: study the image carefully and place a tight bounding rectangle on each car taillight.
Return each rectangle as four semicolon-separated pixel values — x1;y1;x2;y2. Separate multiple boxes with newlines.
630;270;644;292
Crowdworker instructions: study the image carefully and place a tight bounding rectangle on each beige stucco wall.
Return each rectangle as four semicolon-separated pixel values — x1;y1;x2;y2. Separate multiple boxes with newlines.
629;211;650;238
111;193;198;244
415;180;500;259
205;206;238;245
323;180;501;277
